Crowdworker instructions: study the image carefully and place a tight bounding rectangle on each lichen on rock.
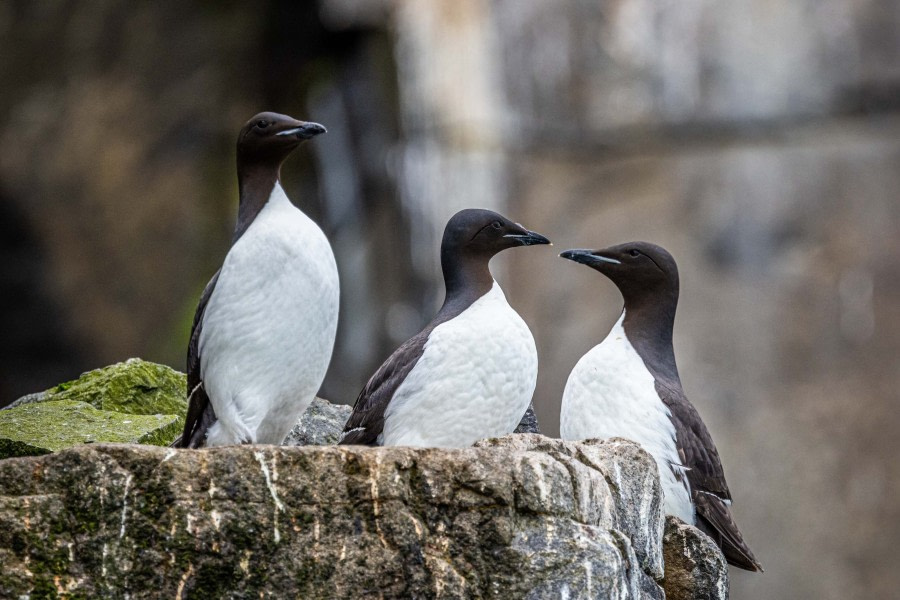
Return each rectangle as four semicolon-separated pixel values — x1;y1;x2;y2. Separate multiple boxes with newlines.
40;357;187;417
0;435;676;598
0;400;181;457
1;358;187;458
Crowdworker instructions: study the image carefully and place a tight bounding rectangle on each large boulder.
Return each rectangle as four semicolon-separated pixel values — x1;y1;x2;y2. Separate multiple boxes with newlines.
0;435;673;599
0;359;186;458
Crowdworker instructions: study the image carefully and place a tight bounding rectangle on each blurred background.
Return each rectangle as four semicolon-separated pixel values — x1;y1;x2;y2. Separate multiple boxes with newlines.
1;1;899;597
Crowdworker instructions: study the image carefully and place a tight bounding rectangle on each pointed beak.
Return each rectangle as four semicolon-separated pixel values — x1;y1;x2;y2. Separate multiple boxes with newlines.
276;121;327;139
504;228;551;246
559;249;621;266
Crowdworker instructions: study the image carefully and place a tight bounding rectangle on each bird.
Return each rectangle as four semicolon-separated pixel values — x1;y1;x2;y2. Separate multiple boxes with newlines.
175;112;339;448
558;242;762;571
339;208;550;447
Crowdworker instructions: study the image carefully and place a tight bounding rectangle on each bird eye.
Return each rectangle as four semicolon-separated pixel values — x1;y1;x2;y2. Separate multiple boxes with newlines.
256;120;269;129
628;249;640;257
491;221;502;230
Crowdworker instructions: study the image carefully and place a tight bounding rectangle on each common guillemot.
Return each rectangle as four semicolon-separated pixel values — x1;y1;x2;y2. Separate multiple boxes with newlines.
339;209;549;447
175;112;339;448
559;242;762;571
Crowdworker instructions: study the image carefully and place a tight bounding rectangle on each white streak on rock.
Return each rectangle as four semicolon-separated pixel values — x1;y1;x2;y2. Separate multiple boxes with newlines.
101;543;108;577
584;559;593;597
255;451;285;543
176;564;194;600
119;474;133;540
254;451;285;512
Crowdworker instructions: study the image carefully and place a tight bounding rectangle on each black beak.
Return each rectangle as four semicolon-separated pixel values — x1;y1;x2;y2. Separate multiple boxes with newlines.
559;249;621;266
276;121;327;140
504;227;551;247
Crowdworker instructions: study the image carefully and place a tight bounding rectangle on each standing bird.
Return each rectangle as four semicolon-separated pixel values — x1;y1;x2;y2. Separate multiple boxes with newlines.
339;209;549;447
559;242;762;571
175;112;339;448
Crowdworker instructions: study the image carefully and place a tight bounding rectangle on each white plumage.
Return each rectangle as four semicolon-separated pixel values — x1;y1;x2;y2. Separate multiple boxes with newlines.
381;281;537;447
560;311;694;523
198;182;339;445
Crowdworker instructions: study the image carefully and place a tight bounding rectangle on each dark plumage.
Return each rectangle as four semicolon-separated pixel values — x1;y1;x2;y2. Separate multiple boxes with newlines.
560;242;762;572
339;208;550;447
173;112;333;448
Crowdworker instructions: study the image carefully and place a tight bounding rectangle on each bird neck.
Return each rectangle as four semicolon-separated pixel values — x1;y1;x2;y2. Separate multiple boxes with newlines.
234;162;282;243
621;289;680;385
438;250;495;320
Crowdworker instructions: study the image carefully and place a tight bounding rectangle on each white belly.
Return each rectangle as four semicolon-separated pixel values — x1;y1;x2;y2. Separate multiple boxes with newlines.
199;182;339;445
560;312;694;523
381;282;538;448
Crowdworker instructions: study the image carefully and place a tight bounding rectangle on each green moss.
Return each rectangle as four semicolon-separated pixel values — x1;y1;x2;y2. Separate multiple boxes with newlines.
0;401;181;458
45;358;187;418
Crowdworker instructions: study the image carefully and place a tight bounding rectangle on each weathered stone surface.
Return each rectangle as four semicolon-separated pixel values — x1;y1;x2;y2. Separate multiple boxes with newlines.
513;403;541;434
1;359;187;457
0;401;181;458
663;516;729;600
0;435;668;599
283;397;352;446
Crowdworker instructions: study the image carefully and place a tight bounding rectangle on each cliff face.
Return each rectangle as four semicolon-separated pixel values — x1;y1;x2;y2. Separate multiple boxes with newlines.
0;435;725;599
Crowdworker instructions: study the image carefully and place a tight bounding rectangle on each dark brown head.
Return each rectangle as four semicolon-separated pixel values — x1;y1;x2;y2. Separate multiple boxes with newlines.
561;241;681;383
236;111;326;168
231;112;326;243
439;208;550;308
442;209;550;258
560;241;679;309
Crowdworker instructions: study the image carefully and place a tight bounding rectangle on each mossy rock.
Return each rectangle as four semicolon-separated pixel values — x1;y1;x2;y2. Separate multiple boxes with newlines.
43;358;187;417
0;400;181;458
1;359;188;458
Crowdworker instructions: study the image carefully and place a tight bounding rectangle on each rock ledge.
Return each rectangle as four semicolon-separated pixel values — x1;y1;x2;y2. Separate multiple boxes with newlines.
0;435;677;599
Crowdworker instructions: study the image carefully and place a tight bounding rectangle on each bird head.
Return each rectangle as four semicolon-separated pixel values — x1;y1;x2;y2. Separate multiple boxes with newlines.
560;241;679;303
236;112;326;167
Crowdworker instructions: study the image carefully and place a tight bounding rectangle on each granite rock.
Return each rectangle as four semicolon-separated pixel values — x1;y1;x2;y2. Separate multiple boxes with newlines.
0;435;672;599
663;515;730;600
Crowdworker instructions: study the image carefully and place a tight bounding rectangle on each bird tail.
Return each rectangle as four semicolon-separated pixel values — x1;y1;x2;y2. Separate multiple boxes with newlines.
695;491;764;572
173;384;216;448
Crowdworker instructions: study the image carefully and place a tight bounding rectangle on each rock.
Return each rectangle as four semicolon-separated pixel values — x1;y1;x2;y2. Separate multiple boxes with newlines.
663;516;730;600
284;398;543;446
1;359;187;457
283;397;352;446
3;392;46;409
0;401;181;458
513;402;541;434
0;435;672;598
33;358;186;417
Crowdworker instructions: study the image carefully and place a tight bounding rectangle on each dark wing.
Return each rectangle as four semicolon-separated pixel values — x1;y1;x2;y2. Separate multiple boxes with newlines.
657;381;763;571
338;331;429;445
172;271;220;448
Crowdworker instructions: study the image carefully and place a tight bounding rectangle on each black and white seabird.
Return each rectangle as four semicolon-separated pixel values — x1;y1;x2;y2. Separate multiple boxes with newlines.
559;242;762;572
175;112;339;448
339;209;550;447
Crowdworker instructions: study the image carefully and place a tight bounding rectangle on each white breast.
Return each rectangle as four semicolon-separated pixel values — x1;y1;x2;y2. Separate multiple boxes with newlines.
381;282;538;448
559;311;694;523
199;182;339;445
